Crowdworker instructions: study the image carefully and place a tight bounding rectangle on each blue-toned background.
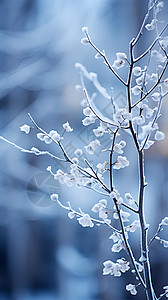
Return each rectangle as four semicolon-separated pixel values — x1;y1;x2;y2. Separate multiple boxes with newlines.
0;0;168;299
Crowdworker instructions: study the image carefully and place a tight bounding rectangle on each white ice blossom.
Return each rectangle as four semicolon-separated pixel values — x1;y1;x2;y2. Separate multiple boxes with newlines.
63;121;73;132
113;156;129;170
36;133;45;141
111;239;125;253
145;19;155;31
110;189;123;204
117;258;130;273
126;284;137;295
20;124;31;134
126;220;140;232
112;52;127;69
97;162;108;173
163;286;168;298
85;139;101;154
131;85;141;95
133;115;145;125
154;130;165;141
77;214;94;227
109;232;122;243
49;130;61;142
92;199;108;220
114;140;126;154
132;66;142;76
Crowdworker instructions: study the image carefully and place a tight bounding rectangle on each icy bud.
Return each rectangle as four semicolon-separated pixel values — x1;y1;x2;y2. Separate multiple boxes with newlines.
50;194;58;202
116;52;127;60
131;85;141;95
20;124;31;134
154;130;165;141
109;232;121;243
82;26;88;34
145;19;155;31
151;92;160;102
126;284;137;296
113;156;129;170
74;148;83;157
77;214;94;227
92;199;108;220
132;66;142;76
160;217;168;226
63;121;73;132
164;78;168;87
81;37;89;45
85;139;101;155
112;52;127;69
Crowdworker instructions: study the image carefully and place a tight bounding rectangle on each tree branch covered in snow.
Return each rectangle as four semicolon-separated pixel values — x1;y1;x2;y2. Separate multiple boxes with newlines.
1;1;168;299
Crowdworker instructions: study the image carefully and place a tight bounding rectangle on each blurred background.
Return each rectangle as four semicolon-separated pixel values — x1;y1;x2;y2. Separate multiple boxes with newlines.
0;0;168;299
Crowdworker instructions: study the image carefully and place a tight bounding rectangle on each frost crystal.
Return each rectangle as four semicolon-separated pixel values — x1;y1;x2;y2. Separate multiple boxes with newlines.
132;66;142;76
160;217;168;226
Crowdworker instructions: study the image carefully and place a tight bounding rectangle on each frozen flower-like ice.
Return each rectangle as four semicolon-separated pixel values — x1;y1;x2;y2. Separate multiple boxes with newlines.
145;19;155;31
109;232;122;243
77;214;94;227
36;133;45;141
111;239;124;253
63;121;73;132
103;260;121;277
133;115;145;125
110;189;123;204
113;156;129;170
132;66;142;76
112;52;127;69
154;130;165;141
85;139;101;154
126;284;137;295
163;285;168;297
49;130;60;142
131;85;141;95
92;199;108;220
117;258;130;273
114;140;126;154
97;162;108;173
20;124;31;134
126;220;140;232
